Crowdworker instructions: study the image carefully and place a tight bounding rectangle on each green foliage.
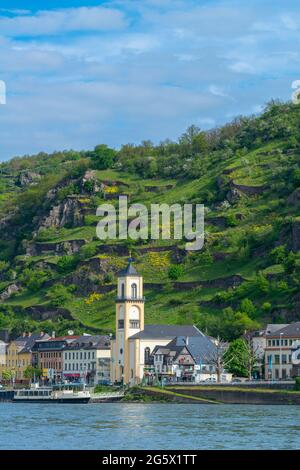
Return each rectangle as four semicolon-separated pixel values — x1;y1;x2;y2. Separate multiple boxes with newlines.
270;245;286;264
23;365;42;380
283;251;297;274
46;284;76;307
57;255;79;273
224;339;249;377
90;145;117;170
168;264;184;280
19;268;50;292
295;377;300;391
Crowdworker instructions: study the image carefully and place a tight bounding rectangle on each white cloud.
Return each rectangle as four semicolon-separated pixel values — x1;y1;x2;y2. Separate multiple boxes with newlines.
209;85;229;98
229;61;256;74
0;0;298;160
0;6;127;36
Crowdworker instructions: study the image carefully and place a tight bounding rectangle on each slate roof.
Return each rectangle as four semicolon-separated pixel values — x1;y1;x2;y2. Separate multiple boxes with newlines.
118;262;141;277
266;322;300;338
168;335;217;364
66;335;111;350
265;324;288;335
129;324;201;340
16;333;50;353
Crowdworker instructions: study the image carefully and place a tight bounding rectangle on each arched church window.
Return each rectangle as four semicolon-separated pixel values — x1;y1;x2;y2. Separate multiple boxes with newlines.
131;283;137;299
121;283;125;298
144;347;150;364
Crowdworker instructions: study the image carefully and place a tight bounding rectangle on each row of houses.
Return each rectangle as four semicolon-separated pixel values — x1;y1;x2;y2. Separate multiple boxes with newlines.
253;322;300;380
1;261;300;386
0;332;111;385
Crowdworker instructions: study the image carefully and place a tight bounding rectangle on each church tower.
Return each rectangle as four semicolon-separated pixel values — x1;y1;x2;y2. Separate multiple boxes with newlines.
114;260;144;384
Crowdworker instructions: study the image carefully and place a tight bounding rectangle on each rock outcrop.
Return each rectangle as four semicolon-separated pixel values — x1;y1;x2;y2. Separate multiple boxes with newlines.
292;220;300;252
0;283;20;301
18;171;41;187
288;188;300;207
226;188;242;204
25;239;86;256
39;196;84;229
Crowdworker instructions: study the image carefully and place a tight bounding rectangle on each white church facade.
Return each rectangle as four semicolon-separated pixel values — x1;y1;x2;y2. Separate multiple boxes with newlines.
110;261;219;386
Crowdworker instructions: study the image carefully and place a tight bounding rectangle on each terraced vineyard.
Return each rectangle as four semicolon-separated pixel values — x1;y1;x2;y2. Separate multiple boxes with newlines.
0;100;300;339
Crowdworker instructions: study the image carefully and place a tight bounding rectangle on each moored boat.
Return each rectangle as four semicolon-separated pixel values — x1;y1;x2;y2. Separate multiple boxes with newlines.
13;383;90;403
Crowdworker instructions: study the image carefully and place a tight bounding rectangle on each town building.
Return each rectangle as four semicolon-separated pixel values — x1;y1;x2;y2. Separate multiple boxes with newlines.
5;332;49;383
33;334;80;383
264;322;300;379
146;335;231;383
0;340;7;380
62;335;111;385
110;261;221;385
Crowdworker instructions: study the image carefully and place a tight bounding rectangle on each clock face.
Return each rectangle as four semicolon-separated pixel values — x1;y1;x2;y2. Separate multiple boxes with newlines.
130;306;139;320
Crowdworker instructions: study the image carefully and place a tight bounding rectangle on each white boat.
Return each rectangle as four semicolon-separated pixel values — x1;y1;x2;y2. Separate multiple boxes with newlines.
13;383;90;403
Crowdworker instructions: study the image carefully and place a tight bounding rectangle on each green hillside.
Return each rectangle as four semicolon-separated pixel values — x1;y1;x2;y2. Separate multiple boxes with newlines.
1;99;300;339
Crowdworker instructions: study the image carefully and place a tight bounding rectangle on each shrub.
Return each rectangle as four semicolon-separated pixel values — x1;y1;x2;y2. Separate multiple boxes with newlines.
168;264;184;280
295;377;300;391
46;284;76;307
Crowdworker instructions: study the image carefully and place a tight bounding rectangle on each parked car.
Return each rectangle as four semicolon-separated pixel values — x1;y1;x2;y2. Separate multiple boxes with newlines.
231;378;242;383
205;377;217;383
0;384;3;389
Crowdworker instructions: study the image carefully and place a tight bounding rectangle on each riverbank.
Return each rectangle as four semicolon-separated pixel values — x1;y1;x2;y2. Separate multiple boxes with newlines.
129;385;300;405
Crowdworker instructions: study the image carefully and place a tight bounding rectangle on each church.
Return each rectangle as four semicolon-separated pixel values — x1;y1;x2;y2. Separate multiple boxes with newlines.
110;260;217;386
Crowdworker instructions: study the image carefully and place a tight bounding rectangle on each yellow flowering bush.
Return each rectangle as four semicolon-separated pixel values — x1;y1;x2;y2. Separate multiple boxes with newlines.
85;292;103;305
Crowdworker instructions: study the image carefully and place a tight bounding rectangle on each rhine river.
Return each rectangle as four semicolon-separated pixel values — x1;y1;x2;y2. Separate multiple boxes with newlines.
0;403;299;450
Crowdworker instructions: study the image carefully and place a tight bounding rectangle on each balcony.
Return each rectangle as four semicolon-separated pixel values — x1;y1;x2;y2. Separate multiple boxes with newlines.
116;296;145;302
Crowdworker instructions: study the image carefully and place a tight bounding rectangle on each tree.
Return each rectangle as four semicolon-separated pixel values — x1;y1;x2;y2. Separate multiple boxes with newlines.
46;284;75;307
24;365;42;381
270;245;286;264
224;338;248;377
90;144;116;170
283;251;297;274
57;255;79;273
19;268;50;292
224;336;260;379
168;264;184;280
1;369;13;383
204;338;232;383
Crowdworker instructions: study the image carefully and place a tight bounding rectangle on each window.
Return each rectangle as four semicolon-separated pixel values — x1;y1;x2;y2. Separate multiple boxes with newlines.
282;354;287;364
144;347;150;364
131;283;137;299
121;283;125;298
130;320;139;329
268;340;271;346
274;355;280;364
118;319;124;329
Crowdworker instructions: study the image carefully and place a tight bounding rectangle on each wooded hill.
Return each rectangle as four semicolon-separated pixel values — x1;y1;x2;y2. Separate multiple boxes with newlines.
0;99;300;340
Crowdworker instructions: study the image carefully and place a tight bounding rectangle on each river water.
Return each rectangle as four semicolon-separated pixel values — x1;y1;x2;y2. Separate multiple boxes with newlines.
0;403;299;450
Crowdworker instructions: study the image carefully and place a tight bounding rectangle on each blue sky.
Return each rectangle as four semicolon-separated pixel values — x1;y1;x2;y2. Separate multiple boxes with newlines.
0;0;300;161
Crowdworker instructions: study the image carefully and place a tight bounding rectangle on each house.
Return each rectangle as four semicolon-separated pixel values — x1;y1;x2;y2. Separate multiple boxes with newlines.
0;340;7;380
110;261;222;385
5;332;49;383
264;322;300;379
33;334;79;383
62;335;111;385
146;335;231;384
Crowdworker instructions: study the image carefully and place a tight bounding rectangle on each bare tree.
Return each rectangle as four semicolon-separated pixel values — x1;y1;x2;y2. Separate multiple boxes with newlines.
243;334;261;380
205;337;233;383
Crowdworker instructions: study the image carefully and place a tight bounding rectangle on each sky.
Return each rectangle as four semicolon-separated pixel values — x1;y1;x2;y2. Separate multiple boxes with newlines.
0;0;300;161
